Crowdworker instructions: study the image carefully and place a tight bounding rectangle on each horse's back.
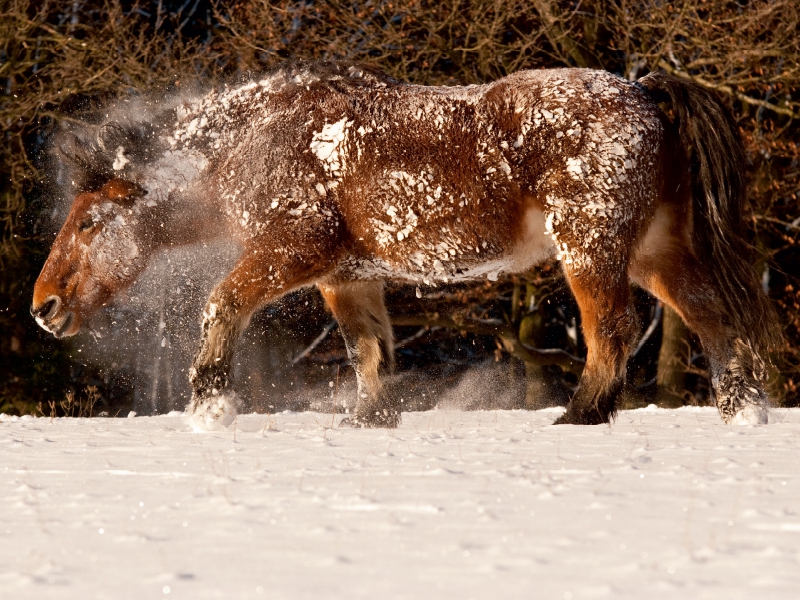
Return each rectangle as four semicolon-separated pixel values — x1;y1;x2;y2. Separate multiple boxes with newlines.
321;68;666;282
184;64;667;284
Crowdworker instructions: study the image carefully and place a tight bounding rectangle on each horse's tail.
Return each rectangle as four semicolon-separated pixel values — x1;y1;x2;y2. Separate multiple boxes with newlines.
637;71;781;357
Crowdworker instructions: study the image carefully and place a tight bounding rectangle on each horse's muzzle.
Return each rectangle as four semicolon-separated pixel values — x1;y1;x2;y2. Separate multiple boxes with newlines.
31;295;77;338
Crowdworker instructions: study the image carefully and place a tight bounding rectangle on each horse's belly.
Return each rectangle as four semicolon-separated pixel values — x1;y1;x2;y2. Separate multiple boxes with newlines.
501;205;557;273
341;206;556;283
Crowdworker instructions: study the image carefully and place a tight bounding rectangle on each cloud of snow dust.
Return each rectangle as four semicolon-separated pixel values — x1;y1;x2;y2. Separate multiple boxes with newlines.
42;92;326;416
300;360;527;418
433;362;525;411
70;242;240;414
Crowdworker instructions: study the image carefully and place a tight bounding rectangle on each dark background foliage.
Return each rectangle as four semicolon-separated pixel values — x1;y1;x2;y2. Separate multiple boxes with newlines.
1;0;798;415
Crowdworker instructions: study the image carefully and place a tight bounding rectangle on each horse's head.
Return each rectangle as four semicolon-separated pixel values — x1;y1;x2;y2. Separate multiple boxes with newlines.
32;179;151;337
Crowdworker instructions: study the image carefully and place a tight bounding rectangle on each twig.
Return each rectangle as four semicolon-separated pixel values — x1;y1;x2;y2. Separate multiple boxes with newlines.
394;326;439;349
632;301;663;358
656;60;799;120
391;313;584;374
290;321;337;365
755;214;800;232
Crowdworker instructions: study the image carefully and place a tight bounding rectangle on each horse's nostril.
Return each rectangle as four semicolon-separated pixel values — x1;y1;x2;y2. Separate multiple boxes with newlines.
31;296;60;320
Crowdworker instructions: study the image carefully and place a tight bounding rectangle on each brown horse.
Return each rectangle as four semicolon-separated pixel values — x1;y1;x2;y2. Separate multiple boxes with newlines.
32;62;780;429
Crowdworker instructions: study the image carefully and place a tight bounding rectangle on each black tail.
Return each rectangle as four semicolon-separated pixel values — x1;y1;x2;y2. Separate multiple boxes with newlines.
637;71;781;356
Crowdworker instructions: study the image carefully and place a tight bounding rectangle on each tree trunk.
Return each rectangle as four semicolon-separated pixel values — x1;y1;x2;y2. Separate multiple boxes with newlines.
656;306;689;407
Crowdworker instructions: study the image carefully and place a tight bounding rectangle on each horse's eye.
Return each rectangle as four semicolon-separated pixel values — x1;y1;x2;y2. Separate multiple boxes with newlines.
78;218;95;232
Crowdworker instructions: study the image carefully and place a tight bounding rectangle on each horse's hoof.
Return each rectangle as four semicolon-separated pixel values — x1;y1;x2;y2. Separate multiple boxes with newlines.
339;411;400;429
730;404;768;425
187;392;239;432
553;409;607;425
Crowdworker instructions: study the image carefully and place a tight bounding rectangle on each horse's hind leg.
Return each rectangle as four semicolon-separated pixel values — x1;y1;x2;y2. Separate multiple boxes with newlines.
318;280;398;428
555;268;640;425
630;216;770;424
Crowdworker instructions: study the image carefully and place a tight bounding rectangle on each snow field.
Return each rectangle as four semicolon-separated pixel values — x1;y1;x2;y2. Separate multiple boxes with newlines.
2;406;800;599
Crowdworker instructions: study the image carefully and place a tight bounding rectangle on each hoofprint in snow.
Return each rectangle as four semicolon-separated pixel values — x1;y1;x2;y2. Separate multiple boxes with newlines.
3;407;800;599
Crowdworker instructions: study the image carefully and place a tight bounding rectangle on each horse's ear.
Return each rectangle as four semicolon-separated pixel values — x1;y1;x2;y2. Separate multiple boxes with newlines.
100;179;147;207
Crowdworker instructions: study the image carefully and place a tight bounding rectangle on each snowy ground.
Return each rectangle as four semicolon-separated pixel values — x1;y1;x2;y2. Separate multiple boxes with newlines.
2;406;800;599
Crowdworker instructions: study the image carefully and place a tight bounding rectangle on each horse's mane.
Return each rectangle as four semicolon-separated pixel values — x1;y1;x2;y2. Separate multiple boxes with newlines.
51;60;397;194
51;101;172;193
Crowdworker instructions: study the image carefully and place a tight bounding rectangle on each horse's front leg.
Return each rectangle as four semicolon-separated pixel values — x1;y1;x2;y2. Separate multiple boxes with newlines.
318;280;398;428
188;285;251;430
188;247;328;430
554;269;639;425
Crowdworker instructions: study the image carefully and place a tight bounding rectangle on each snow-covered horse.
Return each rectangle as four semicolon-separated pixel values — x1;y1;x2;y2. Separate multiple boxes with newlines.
32;62;779;428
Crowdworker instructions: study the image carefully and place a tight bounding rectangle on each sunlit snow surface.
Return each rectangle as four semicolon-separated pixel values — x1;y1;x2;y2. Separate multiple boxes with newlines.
2;406;800;599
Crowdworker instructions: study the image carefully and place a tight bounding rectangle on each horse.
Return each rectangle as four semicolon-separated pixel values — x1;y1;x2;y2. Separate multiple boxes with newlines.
32;61;780;429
